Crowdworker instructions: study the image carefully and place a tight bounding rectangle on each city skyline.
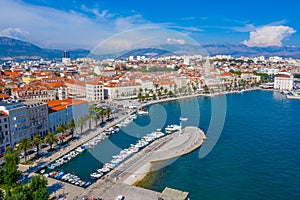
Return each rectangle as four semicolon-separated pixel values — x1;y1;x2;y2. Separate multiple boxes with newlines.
0;0;299;49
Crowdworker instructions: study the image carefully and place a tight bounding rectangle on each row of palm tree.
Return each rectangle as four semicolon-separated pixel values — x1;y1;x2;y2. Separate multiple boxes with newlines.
17;118;77;163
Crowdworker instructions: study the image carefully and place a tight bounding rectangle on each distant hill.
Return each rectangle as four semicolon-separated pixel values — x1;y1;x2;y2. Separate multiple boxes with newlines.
201;42;300;58
0;37;90;61
1;37;300;61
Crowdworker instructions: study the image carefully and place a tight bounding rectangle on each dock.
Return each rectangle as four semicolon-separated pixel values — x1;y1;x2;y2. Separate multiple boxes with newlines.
162;187;189;200
76;126;206;200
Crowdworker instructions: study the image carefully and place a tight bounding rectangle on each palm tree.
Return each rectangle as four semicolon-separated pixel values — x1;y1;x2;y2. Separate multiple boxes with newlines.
44;132;58;150
160;86;164;93
133;88;137;95
164;88;168;96
105;107;112;119
154;83;159;93
56;123;66;143
137;92;143;102
173;84;178;96
68;118;76;138
76;117;86;134
33;134;42;157
152;93;157;100
18;138;33;162
87;105;95;129
99;108;106;123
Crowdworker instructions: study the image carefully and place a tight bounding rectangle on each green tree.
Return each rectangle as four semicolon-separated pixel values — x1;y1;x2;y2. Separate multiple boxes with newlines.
33;134;42;157
152;93;157;100
44;132;58;150
99;108;106;123
87;105;95;130
32;188;49;200
154;83;159;92
6;185;30;200
18;138;33;163
137;92;143;102
203;85;209;93
30;175;47;191
105;107;112;119
3;147;20;187
164;88;168;96
68;118;76;138
168;90;173;97
76;117;86;134
56;123;66;143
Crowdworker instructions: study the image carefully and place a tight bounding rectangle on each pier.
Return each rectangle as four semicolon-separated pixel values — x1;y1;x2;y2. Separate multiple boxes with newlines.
76;126;206;200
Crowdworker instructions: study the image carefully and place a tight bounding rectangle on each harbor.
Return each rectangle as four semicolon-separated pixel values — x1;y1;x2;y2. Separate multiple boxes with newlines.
76;126;206;200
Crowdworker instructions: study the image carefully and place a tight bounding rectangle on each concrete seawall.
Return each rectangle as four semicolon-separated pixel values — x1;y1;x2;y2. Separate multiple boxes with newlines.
78;126;206;200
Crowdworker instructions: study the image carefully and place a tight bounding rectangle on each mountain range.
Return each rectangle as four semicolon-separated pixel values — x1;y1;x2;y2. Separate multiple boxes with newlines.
0;37;90;62
1;37;300;62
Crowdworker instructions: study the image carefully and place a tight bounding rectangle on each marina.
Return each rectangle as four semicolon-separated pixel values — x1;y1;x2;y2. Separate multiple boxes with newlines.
76;126;206;200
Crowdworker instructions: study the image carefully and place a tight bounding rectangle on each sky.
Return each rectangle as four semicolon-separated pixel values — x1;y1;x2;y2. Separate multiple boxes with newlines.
0;0;299;49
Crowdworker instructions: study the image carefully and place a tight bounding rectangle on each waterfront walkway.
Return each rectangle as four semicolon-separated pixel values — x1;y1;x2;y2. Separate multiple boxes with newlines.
77;126;206;200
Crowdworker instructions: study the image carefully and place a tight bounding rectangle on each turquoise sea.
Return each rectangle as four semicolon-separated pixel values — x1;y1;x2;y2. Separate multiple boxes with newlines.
53;90;300;199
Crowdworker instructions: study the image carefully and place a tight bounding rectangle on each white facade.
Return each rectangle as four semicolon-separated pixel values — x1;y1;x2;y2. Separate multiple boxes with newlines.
274;76;294;90
0;112;10;153
86;83;104;102
104;85;141;99
0;100;29;147
24;101;49;138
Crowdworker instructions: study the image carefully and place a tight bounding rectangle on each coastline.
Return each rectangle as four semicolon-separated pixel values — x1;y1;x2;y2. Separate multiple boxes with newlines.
119;126;206;186
34;87;271;199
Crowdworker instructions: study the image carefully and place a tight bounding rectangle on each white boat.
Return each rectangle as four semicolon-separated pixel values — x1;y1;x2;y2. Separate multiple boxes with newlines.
75;146;85;153
180;117;188;121
130;114;137;119
137;109;148;115
165;124;182;133
90;172;103;179
286;94;300;99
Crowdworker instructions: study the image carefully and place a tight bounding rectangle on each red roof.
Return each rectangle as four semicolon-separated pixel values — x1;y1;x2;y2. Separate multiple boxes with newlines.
0;93;10;99
220;72;232;77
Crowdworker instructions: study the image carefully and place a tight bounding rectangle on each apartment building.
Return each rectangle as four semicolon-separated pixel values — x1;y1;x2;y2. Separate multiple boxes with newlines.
24;101;49;138
0;100;29;147
0;111;10;153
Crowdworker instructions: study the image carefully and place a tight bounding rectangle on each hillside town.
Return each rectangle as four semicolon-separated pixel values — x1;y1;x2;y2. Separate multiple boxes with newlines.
0;52;300;157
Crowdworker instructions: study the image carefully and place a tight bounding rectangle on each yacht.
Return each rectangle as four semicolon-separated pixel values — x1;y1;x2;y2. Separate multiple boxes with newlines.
180;117;188;121
165;124;182;134
137;109;148;115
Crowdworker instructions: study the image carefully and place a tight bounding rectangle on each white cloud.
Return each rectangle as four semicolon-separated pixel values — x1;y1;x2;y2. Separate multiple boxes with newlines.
0;0;160;49
0;27;29;40
167;38;185;45
243;25;296;47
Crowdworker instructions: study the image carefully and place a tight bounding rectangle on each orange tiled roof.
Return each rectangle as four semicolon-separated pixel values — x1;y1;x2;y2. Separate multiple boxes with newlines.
0;93;10;99
220;72;232;77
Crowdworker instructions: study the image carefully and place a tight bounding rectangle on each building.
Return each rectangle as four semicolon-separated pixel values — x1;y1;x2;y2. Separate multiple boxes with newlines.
104;81;141;99
11;85;56;102
0;111;10;153
274;75;294;91
86;82;104;102
0;100;29;147
24;101;49;138
48;99;88;133
65;80;86;100
62;50;71;65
